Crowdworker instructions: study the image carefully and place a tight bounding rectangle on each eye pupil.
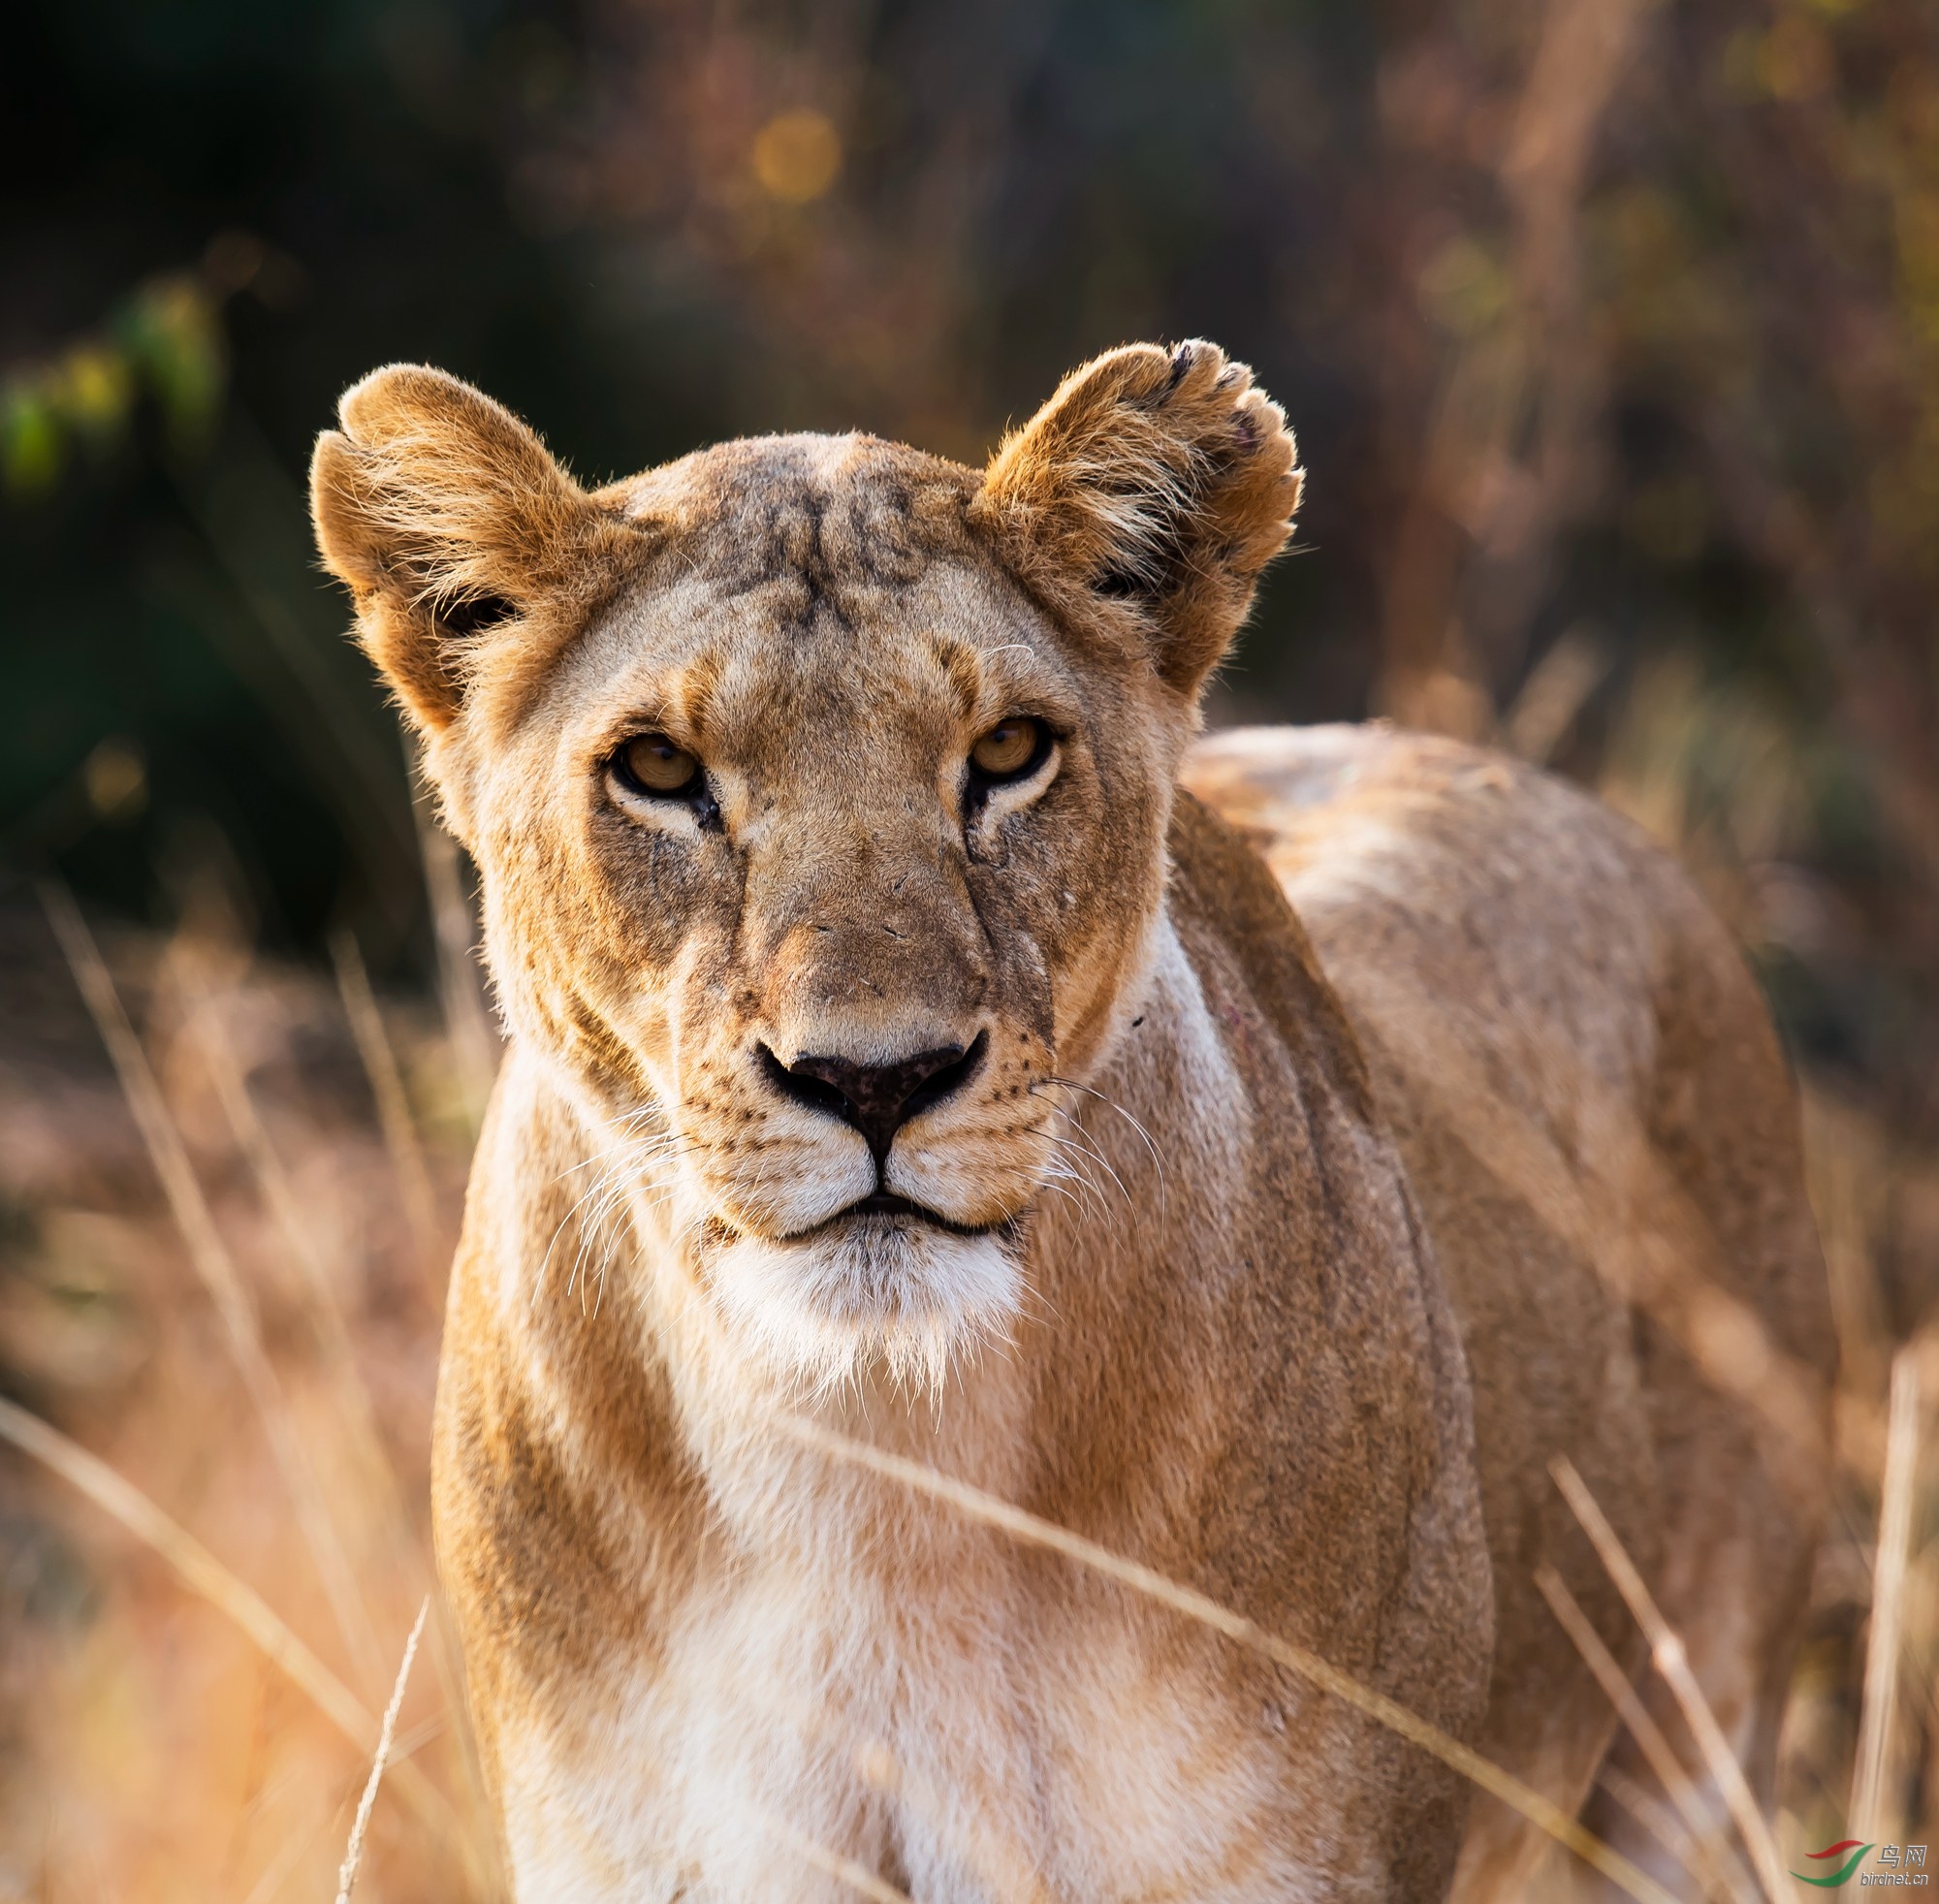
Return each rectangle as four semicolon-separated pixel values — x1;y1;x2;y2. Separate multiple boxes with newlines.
619;733;702;796
970;716;1046;782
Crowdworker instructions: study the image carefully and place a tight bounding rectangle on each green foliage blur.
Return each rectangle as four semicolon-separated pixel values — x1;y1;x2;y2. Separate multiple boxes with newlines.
5;0;1938;1143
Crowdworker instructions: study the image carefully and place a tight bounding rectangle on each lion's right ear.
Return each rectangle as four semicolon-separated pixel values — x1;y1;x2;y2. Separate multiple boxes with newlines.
311;365;637;733
970;340;1301;702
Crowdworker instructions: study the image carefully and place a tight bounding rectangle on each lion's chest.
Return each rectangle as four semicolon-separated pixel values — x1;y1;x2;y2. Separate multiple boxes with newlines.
491;1543;1351;1902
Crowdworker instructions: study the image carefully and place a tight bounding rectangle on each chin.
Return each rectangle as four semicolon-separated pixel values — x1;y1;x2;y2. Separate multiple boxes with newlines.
704;1210;1024;1398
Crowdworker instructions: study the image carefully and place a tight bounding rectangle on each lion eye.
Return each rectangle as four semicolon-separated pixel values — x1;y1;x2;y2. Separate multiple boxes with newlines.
969;717;1046;783
616;733;702;797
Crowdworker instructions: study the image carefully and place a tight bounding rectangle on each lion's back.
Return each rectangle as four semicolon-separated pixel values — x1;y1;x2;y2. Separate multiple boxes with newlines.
1183;721;1829;1375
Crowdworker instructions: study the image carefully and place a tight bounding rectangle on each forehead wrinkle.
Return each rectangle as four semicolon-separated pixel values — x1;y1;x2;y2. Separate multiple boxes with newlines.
926;635;982;724
575;532;1079;777
968;637;1085;731
577;572;805;750
669;649;723;748
695;627;864;777
763;644;961;801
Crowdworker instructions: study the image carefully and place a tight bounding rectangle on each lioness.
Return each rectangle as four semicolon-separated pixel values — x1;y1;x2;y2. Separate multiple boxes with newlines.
311;341;1831;1901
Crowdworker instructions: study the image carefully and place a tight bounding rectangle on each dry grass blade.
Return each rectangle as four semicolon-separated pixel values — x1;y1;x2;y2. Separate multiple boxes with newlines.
757;1814;917;1904
0;1391;374;1743
40;880;384;1687
0;1394;469;1870
1537;1563;1758;1904
1549;1457;1794;1904
1598;1762;1714;1895
779;1415;1680;1904
331;927;441;1266
189;961;500;1869
1851;1349;1922;1838
336;1597;429;1904
188;984;402;1493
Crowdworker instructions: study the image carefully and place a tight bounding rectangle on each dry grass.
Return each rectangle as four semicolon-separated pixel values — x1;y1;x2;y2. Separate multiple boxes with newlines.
1549;1457;1793;1904
0;669;1933;1900
1534;1564;1758;1904
334;1599;428;1904
0;886;498;1899
1850;1350;1923;1845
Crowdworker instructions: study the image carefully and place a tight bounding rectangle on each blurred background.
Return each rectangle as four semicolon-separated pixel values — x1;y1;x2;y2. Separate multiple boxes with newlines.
1;0;1935;1897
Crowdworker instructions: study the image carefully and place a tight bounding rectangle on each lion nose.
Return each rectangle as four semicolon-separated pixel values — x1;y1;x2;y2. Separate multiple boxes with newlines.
761;1033;987;1165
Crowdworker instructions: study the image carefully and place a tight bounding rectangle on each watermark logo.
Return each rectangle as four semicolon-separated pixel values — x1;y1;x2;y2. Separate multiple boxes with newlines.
1791;1842;1929;1888
1796;1843;1875;1888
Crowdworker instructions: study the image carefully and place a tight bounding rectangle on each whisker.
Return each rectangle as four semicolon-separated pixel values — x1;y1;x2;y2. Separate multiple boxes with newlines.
1040;1127;1132;1215
535;1133;695;1310
1035;1075;1167;1220
569;1173;633;1311
1035;1151;1106;1222
536;1165;633;1308
1037;1155;1109;1222
552;1128;688;1184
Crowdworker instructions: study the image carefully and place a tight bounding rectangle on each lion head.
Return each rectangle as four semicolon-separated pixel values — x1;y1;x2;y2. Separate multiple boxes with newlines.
312;341;1300;1389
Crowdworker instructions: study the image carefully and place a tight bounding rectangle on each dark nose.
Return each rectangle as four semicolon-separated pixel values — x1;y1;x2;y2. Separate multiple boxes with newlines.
761;1033;987;1164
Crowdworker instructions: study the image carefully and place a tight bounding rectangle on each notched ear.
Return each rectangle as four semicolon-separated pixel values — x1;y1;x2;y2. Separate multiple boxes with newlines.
310;365;641;732
970;339;1303;699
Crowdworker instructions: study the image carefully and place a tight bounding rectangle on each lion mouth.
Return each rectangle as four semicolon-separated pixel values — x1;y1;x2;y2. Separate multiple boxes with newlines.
821;1190;1007;1238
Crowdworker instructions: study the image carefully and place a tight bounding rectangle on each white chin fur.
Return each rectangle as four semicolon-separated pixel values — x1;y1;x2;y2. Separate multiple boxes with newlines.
705;1218;1021;1398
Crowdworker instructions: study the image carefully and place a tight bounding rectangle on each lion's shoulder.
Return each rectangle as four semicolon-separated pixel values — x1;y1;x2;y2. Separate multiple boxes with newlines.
1163;780;1382;1128
1183;717;1834;1390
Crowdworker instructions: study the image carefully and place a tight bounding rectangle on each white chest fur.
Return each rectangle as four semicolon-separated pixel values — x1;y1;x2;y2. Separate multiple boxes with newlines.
492;1518;1343;1903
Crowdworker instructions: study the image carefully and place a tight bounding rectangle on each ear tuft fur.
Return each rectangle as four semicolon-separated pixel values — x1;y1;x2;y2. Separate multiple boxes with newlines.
971;339;1302;698
310;365;640;732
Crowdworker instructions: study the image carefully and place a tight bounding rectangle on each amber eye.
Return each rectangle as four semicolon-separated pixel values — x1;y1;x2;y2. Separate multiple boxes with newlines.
615;732;702;797
969;717;1047;783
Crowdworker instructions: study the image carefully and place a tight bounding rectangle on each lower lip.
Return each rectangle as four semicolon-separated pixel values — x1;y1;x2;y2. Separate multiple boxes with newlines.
830;1196;1004;1240
853;1192;932;1220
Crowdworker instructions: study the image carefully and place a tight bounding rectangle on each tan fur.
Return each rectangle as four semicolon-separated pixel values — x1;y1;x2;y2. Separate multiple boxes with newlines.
312;341;1831;1901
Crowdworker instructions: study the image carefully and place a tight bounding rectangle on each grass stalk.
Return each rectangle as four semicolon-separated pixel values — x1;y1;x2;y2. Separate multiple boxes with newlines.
331;928;441;1267
41;881;385;1688
239;1804;336;1904
781;1415;1682;1904
1851;1349;1922;1838
187;982;405;1500
190;956;501;1866
0;1391;374;1742
0;1393;471;1875
1537;1563;1758;1904
335;1597;429;1904
1549;1456;1795;1904
1597;1761;1716;1899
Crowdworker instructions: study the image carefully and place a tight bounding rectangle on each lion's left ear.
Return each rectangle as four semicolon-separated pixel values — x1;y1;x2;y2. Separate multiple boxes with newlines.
970;339;1301;700
310;365;644;736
